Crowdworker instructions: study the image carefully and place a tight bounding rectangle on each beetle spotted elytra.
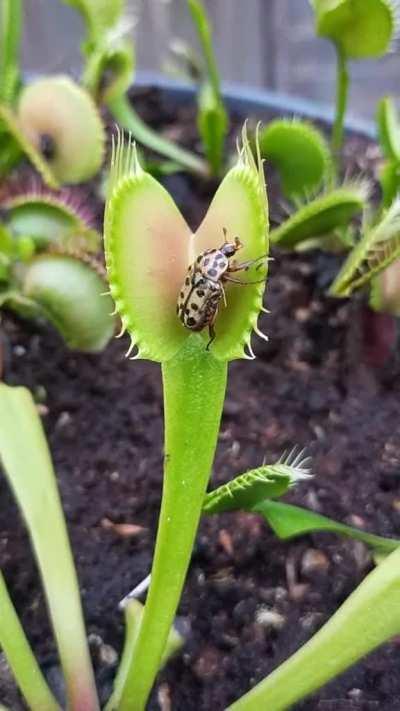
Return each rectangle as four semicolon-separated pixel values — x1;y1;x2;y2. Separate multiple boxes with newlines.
176;228;266;349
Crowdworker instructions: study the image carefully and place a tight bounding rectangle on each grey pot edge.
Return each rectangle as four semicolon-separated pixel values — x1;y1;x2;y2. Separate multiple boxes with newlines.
134;70;376;140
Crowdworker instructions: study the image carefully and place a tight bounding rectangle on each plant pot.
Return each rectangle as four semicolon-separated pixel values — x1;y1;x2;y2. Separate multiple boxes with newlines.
1;78;399;711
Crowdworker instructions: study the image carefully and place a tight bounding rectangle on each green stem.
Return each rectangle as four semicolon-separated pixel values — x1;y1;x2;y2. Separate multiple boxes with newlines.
0;571;60;711
228;546;400;711
331;44;349;160
0;385;99;711
118;336;227;710
107;93;209;177
0;0;22;104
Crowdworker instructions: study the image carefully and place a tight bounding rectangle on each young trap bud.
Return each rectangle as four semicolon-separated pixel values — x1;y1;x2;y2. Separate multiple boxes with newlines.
104;124;269;362
310;0;399;59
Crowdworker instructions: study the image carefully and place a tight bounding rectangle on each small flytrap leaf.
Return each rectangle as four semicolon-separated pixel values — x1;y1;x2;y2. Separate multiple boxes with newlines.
14;254;115;352
104;125;269;362
17;76;105;183
311;0;398;59
271;182;368;248
259;119;331;199
1;184;99;250
330;198;400;297
83;40;135;104
255;500;400;559
203;449;312;514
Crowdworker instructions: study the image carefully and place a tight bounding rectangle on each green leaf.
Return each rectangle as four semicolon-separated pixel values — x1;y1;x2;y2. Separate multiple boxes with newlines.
228;546;400;710
376;96;400;162
197;82;228;177
0;384;99;709
311;0;397;59
16;254;115;352
330;198;400;296
255;499;400;558
260;119;331;199
203;449;311;514
0;571;60;710
0;0;22;105
187;0;221;95
107;93;208;177
105;599;183;710
188;0;228;176
271;182;368;248
379;159;400;207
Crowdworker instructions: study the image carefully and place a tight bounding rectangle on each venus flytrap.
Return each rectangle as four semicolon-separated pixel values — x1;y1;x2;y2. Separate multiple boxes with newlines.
0;186;115;352
187;0;228;177
64;0;208;177
310;0;399;156
103;125;269;709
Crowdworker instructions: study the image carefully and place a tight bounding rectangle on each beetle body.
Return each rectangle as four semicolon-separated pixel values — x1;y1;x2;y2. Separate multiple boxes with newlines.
177;232;265;347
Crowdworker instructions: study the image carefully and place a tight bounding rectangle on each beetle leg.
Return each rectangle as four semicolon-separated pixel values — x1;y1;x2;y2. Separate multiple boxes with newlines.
206;322;217;350
223;274;266;285
221;282;227;307
228;253;269;273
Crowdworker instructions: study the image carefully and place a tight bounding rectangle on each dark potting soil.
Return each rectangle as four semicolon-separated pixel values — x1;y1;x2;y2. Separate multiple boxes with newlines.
1;87;400;711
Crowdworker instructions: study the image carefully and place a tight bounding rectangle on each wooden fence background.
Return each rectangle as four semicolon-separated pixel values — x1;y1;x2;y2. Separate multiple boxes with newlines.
21;0;400;119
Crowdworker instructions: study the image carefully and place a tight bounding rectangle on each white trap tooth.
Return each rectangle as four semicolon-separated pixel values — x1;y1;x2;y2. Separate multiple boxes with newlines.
115;323;126;339
125;339;136;358
254;324;269;342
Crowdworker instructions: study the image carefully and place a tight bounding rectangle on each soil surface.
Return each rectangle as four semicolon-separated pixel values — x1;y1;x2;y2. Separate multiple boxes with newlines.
1;88;400;711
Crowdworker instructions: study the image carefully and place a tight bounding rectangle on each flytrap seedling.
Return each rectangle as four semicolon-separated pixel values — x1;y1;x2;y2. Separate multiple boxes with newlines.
186;0;229;177
0;183;115;353
63;0;208;176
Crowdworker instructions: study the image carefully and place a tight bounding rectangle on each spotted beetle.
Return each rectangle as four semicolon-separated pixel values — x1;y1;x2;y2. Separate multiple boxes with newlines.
176;228;266;348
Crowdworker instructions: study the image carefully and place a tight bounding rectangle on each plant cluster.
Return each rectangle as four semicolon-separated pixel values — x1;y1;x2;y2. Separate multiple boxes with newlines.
0;1;400;710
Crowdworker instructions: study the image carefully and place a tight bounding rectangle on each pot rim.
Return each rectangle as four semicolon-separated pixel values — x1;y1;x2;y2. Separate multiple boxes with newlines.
134;70;376;140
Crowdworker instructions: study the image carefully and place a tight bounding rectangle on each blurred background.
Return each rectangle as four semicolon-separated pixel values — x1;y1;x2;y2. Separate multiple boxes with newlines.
23;0;399;120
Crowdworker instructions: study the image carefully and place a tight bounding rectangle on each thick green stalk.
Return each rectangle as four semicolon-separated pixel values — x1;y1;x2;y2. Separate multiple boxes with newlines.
228;546;400;711
331;44;349;158
118;336;227;710
107;93;209;176
0;0;22;104
0;571;60;711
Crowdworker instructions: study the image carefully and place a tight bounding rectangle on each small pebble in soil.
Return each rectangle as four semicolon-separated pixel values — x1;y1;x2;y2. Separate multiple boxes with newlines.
56;411;72;429
301;549;330;578
193;645;222;681
100;517;147;538
255;606;286;630
157;682;172;711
